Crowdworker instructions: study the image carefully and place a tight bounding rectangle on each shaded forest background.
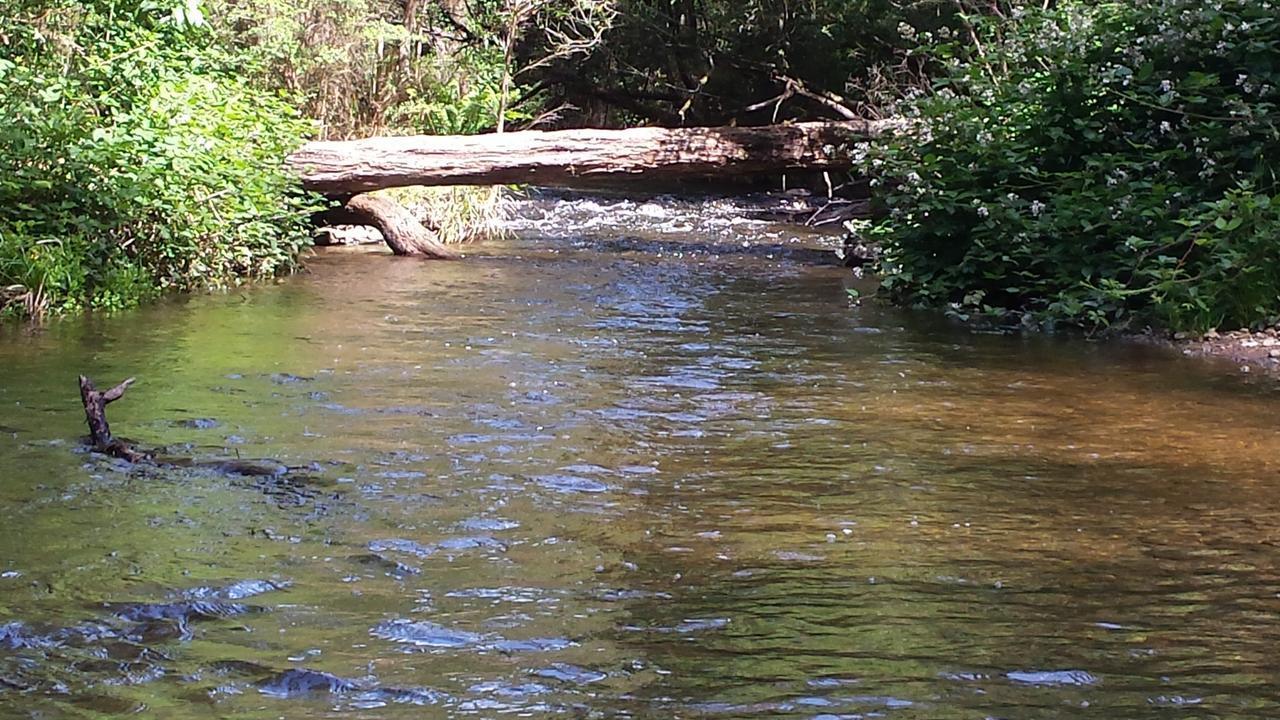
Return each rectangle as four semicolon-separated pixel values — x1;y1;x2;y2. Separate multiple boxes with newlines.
209;0;962;137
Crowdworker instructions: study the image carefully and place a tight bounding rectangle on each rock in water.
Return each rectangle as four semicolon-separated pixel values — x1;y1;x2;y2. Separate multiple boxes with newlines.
258;668;356;697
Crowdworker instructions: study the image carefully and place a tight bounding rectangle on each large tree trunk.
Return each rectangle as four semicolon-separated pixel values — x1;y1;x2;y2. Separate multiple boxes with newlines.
288;120;898;196
342;193;461;259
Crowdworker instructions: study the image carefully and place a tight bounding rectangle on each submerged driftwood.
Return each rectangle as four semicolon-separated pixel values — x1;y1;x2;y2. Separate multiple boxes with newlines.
73;376;330;505
288;120;898;196
78;375;147;462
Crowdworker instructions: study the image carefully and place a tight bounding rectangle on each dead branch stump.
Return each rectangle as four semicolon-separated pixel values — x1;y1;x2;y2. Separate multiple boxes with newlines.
78;375;146;462
344;193;461;259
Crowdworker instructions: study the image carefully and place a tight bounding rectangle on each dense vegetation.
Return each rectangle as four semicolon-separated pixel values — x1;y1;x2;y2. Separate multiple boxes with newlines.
0;0;321;317
0;0;561;318
516;0;927;126
3;0;1277;333
860;0;1280;333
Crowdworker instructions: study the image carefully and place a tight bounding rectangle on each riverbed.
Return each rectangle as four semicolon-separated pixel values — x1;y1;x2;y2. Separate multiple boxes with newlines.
1;208;1279;718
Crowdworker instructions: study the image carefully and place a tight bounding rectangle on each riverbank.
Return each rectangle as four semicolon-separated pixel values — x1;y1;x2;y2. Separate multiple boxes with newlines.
11;184;1279;386
1173;327;1280;376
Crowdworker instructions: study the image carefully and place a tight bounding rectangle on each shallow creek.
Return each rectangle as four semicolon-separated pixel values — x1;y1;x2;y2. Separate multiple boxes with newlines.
1;196;1279;718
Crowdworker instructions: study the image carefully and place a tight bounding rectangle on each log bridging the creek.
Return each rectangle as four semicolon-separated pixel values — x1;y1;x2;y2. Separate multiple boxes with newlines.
288;120;900;196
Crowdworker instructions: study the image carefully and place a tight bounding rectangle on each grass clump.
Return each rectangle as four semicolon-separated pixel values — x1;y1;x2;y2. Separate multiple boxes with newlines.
380;186;514;245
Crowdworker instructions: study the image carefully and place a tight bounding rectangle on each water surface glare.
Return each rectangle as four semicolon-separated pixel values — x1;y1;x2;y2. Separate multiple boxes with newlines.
1;229;1280;719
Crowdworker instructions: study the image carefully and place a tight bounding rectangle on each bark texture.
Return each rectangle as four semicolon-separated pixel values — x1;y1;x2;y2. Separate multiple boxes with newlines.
288;120;899;195
78;375;146;462
342;193;461;259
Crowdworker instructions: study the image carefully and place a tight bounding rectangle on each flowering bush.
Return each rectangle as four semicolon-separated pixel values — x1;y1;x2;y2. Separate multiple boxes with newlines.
862;0;1280;332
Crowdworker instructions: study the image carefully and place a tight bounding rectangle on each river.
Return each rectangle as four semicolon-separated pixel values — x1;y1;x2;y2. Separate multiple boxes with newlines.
1;197;1279;718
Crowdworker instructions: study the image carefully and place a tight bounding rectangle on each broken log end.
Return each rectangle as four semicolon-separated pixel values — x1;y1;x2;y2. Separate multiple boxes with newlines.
103;377;136;404
78;375;145;462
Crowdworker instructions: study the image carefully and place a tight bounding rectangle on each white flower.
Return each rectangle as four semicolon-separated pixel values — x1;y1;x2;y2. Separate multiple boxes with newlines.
977;206;990;219
1030;201;1046;217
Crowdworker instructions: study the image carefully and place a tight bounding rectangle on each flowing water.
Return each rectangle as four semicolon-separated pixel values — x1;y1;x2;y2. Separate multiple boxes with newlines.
1;197;1279;719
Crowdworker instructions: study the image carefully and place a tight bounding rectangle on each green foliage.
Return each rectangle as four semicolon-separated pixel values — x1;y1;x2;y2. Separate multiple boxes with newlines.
519;0;952;125
206;0;538;137
206;0;417;137
0;0;322;319
863;0;1280;333
388;47;515;135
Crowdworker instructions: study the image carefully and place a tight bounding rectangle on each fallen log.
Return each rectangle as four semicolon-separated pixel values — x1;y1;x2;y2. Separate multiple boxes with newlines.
288;120;898;196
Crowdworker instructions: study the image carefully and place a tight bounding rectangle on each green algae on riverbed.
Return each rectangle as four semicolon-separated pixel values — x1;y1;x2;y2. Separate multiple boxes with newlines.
1;225;1279;718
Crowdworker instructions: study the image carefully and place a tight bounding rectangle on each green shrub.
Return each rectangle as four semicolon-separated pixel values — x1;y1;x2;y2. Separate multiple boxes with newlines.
206;0;531;137
0;0;322;319
387;47;514;135
862;0;1280;333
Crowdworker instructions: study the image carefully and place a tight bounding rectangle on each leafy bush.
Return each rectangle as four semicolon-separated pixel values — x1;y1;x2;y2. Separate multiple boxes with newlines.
207;0;538;137
387;47;514;135
0;0;322;318
862;0;1280;333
